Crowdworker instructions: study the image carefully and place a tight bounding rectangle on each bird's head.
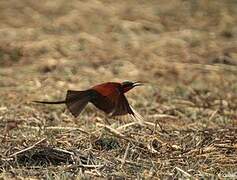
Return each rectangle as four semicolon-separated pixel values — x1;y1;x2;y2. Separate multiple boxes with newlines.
121;81;143;93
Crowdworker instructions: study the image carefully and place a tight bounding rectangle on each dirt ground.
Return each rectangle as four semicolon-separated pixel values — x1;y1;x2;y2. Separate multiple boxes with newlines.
0;0;237;179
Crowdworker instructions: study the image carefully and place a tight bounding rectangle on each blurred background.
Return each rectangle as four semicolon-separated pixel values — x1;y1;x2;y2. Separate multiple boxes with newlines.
0;0;237;178
0;0;237;125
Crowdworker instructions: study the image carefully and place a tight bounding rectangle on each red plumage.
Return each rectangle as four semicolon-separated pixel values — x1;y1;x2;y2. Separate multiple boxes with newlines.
33;81;143;119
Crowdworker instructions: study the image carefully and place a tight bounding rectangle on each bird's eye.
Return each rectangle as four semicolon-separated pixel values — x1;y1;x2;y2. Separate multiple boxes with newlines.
122;81;132;87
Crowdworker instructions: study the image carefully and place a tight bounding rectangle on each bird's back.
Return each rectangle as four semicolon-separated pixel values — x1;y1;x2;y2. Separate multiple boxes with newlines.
89;82;121;114
91;82;121;97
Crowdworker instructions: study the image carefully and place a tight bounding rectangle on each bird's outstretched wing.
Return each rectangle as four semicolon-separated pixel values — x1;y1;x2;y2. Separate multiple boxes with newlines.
90;87;144;122
109;94;134;116
90;88;132;116
65;90;91;117
109;94;144;124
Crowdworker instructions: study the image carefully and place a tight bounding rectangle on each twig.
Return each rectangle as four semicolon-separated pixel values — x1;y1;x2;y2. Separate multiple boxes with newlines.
175;167;192;178
116;122;138;131
84;170;103;177
78;164;104;168
97;123;140;145
0;106;7;111
120;143;130;168
208;110;218;121
20;125;89;135
97;123;154;156
52;147;75;155
116;158;144;167
148;114;178;120
9;138;46;158
97;123;126;138
143;121;156;128
214;144;237;149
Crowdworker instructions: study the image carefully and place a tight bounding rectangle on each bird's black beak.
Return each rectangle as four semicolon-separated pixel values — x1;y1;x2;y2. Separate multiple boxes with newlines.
133;81;143;87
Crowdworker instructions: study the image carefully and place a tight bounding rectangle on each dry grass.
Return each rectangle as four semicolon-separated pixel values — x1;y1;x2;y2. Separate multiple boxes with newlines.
0;0;237;179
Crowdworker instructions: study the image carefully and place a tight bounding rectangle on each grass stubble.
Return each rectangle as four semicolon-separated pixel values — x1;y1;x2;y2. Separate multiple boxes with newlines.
0;0;237;179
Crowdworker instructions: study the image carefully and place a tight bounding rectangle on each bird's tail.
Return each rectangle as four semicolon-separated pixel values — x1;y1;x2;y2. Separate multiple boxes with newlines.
33;90;92;117
33;100;66;104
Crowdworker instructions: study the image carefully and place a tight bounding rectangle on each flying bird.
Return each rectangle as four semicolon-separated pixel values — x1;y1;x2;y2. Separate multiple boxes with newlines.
33;81;144;121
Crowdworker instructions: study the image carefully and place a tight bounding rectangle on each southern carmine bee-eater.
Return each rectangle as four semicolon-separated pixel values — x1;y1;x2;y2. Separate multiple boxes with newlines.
33;81;143;121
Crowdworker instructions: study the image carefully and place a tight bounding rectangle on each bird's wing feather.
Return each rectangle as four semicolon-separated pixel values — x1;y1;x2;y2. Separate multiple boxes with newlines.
109;94;134;116
109;94;144;124
129;105;144;124
91;87;142;120
65;90;91;117
91;88;129;115
89;88;117;114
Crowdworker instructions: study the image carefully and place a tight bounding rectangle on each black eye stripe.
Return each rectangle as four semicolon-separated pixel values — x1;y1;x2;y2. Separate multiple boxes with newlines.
122;81;133;87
